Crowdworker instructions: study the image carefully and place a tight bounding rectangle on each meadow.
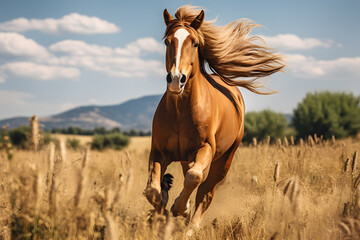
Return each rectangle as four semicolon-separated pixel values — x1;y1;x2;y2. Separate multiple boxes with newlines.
0;134;360;239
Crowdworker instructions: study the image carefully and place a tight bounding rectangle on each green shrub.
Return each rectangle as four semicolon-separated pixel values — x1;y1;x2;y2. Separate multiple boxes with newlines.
8;126;30;149
66;138;82;150
91;133;130;151
0;126;54;150
243;110;289;144
292;91;360;139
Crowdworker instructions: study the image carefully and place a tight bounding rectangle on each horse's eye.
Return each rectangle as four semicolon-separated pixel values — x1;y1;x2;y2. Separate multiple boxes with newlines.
194;43;199;48
164;39;169;46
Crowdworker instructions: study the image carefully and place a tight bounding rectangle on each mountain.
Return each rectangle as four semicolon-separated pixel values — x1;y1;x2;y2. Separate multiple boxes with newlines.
0;94;294;131
0;95;163;131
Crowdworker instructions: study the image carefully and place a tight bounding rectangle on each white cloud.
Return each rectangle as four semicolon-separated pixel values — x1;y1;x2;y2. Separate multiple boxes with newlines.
49;40;113;56
0;62;80;82
128;37;165;54
261;34;332;50
287;54;360;79
0;90;34;105
52;55;165;78
0;28;165;81
114;45;141;56
50;38;164;57
0;13;120;35
0;90;60;119
0;71;6;83
115;37;165;56
0;32;49;58
49;38;165;77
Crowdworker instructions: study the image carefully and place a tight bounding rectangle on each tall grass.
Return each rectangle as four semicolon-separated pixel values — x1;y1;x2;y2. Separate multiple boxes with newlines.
0;134;359;239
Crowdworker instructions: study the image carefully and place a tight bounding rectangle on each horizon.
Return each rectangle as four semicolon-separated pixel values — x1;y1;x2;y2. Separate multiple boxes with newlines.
1;0;359;119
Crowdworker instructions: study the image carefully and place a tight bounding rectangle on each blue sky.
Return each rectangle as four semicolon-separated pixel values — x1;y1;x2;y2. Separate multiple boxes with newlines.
0;0;359;119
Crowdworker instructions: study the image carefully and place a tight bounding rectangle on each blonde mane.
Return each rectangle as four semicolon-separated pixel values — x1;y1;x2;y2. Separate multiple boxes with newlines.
169;5;285;95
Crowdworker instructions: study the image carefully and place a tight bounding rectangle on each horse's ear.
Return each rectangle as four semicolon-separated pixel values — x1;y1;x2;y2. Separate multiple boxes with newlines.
163;9;174;26
190;10;204;30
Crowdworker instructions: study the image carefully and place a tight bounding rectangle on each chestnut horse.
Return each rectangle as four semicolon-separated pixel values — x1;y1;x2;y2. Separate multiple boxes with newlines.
145;6;284;227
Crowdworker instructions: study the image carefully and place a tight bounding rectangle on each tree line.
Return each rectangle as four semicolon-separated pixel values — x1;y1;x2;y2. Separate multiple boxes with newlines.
50;127;151;136
243;91;360;144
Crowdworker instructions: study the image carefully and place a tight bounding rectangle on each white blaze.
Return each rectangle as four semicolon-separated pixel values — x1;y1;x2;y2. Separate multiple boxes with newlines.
174;28;189;76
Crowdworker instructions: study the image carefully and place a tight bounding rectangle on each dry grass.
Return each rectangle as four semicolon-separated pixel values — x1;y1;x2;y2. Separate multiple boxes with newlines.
0;135;360;239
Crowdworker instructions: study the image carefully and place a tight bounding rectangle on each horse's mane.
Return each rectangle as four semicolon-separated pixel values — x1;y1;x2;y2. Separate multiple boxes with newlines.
171;5;285;95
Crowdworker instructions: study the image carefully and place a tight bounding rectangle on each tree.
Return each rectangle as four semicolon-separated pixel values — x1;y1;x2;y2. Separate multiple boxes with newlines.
91;133;130;151
292;91;360;139
243;109;288;143
8;126;30;149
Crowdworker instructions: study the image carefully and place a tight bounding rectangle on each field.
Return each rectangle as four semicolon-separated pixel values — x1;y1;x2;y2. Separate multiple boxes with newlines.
1;135;360;239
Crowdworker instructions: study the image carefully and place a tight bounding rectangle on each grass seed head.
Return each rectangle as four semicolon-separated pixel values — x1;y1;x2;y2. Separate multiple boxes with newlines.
290;136;295;145
353;151;358;168
352;151;357;176
283;137;289;147
266;136;271;145
252;138;257;147
60;139;66;163
344;158;350;172
299;138;304;147
273;162;279;183
282;179;293;196
354;173;360;188
48;142;55;174
308;135;314;147
29;115;39;151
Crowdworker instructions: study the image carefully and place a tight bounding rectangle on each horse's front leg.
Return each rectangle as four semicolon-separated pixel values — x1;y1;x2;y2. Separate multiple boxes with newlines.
171;143;213;217
144;149;168;213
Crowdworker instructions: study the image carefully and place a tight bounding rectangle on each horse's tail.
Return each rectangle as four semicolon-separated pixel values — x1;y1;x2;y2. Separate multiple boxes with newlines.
161;173;174;207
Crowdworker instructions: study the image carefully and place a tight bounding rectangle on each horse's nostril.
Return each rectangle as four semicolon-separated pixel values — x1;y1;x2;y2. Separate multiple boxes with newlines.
180;74;186;84
166;73;172;83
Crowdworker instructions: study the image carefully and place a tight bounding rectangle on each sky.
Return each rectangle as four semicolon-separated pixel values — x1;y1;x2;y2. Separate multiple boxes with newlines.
0;0;359;119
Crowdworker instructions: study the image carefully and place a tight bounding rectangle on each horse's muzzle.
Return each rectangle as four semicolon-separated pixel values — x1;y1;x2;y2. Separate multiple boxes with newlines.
167;73;186;94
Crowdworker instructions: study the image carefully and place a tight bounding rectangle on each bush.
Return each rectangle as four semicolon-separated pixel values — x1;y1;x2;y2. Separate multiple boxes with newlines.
91;133;130;151
243;110;289;144
292;91;360;139
8;126;30;149
0;126;54;150
67;138;82;150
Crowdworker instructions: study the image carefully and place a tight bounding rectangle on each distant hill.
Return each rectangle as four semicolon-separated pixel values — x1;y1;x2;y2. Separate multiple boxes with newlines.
0;95;163;131
0;94;294;131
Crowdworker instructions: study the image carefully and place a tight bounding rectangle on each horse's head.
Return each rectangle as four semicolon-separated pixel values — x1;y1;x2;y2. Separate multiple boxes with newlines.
163;9;204;95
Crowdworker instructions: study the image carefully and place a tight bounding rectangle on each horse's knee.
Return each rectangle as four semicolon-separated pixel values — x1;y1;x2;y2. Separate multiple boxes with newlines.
185;169;202;190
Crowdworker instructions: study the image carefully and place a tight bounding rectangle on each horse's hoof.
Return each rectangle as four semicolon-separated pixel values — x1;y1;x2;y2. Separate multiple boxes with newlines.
183;200;191;219
144;187;162;209
171;199;191;219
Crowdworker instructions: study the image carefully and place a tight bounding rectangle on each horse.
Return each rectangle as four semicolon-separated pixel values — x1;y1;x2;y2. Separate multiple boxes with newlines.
144;5;284;227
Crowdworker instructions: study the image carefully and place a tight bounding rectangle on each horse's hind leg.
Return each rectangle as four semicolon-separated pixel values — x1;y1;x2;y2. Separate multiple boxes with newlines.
191;141;239;227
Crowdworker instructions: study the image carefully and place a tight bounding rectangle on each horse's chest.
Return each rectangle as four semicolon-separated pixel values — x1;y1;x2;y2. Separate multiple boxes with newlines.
164;125;201;162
